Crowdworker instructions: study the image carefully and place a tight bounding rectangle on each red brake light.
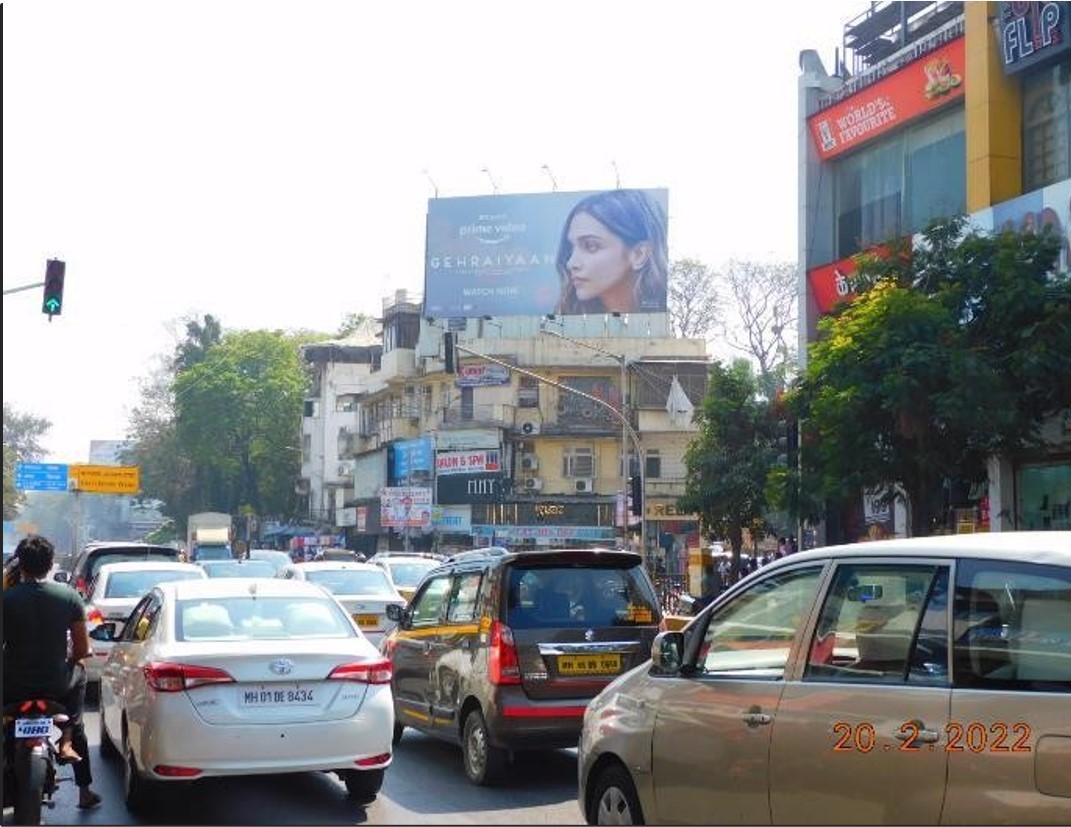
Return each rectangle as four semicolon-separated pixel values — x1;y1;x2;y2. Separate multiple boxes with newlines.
328;659;392;684
144;662;235;692
488;620;521;685
153;765;203;777
85;607;104;626
76;577;86;595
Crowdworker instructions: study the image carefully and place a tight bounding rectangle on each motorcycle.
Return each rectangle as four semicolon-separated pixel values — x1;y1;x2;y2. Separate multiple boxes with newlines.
2;699;68;825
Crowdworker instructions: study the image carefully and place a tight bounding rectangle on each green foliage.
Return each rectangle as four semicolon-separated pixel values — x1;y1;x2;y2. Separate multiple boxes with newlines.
3;403;52;520
791;216;1071;536
679;359;778;578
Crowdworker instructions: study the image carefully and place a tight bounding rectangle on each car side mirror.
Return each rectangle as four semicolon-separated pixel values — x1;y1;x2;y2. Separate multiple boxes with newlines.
53;570;71;584
89;622;117;641
651;630;684;675
386;603;405;623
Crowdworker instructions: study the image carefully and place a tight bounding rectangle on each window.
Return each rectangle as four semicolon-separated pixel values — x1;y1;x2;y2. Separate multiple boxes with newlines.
697;566;823;679
410;575;451;626
952;559;1071;691
336;394;357;413
303;400;320;418
1023;63;1071;191
446;572;483;623
518;377;540;409
835;107;965;258
562;446;595;478
805;564;948;685
646;450;662;480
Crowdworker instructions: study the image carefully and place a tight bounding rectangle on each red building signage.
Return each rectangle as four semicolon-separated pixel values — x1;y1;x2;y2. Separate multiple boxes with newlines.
808;37;966;161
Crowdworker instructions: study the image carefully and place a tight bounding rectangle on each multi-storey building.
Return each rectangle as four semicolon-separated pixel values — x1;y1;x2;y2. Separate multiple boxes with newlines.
799;1;1070;541
300;289;709;562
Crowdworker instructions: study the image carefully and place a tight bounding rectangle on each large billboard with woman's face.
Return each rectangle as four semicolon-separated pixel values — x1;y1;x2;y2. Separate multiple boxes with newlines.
423;188;669;318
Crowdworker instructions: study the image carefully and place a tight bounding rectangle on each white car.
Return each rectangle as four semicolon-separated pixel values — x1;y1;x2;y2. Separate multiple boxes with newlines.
368;554;442;602
84;561;208;682
98;577;393;811
277;561;406;647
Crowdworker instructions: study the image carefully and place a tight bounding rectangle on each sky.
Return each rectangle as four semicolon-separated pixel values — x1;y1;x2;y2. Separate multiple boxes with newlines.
3;0;862;464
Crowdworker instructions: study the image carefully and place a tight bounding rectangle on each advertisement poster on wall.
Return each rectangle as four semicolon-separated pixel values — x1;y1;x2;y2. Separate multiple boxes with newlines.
424;188;669;318
380;487;433;528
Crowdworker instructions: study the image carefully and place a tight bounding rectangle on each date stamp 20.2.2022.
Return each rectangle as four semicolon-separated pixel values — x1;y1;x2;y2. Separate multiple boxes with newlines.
832;721;1032;753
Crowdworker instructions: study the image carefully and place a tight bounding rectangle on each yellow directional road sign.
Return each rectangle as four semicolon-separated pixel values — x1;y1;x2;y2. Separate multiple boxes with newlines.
68;464;140;494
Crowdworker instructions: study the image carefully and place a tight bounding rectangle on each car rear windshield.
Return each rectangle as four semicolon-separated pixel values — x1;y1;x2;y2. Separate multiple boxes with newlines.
87;549;179;581
201;560;277;578
194;546;233;561
506;564;660;629
304;569;396;596
103;569;204;598
176;596;355;641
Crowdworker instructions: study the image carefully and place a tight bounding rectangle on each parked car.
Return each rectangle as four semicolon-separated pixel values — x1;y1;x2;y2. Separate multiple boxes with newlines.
381;547;663;785
97;577;393;811
198;559;278;579
64;541;182;598
314;549;367;563
247;549;292;574
577;531;1071;825
368;553;442;602
277;561;406;647
84;561;208;683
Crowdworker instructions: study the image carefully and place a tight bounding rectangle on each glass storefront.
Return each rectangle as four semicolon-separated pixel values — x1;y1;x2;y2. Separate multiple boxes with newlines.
1016;460;1071;530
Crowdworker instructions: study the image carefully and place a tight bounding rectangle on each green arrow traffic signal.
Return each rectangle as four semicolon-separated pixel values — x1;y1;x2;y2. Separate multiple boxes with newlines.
42;259;66;318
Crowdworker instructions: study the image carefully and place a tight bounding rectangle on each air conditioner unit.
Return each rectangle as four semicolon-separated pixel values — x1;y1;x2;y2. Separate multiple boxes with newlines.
520;421;541;435
520;454;539;472
523;477;544;491
574;478;595;494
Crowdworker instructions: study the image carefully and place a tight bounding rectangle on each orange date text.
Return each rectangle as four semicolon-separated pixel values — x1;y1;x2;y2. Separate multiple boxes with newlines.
831;721;1032;753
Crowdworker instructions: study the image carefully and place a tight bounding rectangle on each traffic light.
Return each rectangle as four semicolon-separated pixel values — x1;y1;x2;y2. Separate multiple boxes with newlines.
444;331;457;374
42;259;66;319
629;474;643;517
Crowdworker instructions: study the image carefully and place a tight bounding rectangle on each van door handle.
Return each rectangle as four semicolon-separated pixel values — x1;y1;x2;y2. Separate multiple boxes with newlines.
742;712;772;726
895;720;940;743
422;641;432;654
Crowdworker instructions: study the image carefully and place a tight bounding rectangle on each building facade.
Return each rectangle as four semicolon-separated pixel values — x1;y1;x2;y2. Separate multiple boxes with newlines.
799;1;1071;541
299;289;709;562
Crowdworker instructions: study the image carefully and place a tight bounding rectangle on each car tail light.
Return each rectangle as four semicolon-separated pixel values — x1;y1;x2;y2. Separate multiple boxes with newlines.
488;620;520;685
355;753;391;767
328;659;392;684
76;577;87;595
85;607;104;626
144;662;235;692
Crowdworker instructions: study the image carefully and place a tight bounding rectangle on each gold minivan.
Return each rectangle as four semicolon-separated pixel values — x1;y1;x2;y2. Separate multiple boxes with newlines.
578;532;1071;825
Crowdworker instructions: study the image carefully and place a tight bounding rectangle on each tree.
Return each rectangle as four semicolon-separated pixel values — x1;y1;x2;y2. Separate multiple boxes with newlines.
173;329;308;518
336;312;378;341
678;359;778;581
719;259;798;398
791;217;1071;537
173;314;223;373
668;258;720;339
3;403;52;519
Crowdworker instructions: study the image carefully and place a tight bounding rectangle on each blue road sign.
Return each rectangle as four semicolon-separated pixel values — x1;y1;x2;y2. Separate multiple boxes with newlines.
13;462;70;492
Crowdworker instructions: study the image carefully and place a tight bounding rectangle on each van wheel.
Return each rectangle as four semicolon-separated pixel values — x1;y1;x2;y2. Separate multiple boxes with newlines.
589;763;644;825
462;710;507;786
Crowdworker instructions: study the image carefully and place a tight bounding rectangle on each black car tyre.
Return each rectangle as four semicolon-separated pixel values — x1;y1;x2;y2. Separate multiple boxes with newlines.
340;768;384;803
589;763;644;825
392;722;405;745
99;712;119;761
123;738;157;813
461;710;507;786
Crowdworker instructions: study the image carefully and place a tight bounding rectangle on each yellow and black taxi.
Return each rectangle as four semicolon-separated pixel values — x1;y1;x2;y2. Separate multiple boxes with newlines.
382;546;663;785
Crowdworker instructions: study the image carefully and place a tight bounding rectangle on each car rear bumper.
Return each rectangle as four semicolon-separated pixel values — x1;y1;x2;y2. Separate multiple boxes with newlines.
484;689;588;750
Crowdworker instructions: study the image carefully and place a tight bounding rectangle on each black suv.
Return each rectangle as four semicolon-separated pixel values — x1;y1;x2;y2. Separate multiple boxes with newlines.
64;541;181;597
382;547;663;785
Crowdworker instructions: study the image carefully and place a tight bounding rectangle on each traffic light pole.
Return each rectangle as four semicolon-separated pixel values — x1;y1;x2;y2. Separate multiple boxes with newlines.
2;281;45;295
453;340;645;556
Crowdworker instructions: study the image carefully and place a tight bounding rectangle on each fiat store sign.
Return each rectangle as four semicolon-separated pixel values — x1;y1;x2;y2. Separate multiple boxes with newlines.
436;449;501;476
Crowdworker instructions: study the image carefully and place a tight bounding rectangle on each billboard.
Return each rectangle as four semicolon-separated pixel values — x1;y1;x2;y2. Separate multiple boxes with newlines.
424;188;669;318
808;37;965;161
380;486;433;528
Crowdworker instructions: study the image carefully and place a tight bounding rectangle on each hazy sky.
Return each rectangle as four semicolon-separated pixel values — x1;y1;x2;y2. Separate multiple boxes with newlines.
4;0;860;463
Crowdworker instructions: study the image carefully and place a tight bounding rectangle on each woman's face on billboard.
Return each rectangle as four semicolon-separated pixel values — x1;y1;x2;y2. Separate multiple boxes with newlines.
564;211;648;310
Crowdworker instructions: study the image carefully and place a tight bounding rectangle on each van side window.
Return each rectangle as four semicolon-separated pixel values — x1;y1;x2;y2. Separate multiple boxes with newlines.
953;559;1071;692
410;576;451;627
446;572;483;623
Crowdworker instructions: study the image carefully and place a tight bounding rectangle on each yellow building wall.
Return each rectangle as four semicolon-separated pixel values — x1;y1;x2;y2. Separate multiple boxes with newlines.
965;1;1023;211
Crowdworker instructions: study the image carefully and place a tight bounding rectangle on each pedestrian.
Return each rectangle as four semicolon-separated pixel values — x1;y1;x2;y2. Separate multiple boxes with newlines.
555;189;669;315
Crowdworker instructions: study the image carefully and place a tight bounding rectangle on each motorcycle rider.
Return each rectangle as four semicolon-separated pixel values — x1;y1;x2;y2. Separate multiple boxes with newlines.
3;535;102;809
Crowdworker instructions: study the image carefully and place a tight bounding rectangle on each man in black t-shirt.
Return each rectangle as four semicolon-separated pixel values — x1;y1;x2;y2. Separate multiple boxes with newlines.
3;535;102;809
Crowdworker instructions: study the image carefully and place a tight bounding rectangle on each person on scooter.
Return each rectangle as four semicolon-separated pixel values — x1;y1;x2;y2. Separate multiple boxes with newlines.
3;535;102;809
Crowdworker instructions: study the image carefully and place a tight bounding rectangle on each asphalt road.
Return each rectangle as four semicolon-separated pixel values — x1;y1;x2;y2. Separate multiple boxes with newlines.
3;701;585;825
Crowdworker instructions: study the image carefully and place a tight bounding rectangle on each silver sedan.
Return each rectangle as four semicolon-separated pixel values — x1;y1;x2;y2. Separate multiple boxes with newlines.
98;577;394;812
